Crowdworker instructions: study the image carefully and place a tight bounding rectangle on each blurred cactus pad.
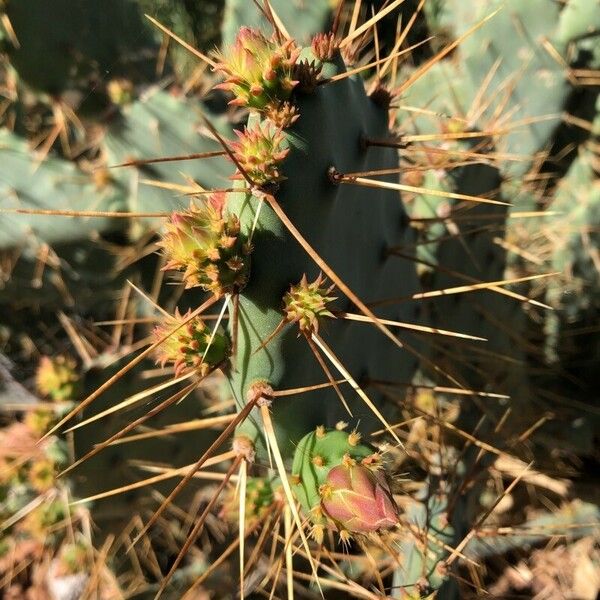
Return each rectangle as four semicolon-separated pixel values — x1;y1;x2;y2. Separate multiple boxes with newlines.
1;1;599;599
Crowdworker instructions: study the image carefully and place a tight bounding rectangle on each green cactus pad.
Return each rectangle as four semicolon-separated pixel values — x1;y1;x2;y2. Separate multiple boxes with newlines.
224;49;420;457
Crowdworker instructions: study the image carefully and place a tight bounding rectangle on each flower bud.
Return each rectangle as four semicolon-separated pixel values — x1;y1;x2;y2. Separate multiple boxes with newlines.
321;463;399;533
292;428;401;540
230;123;289;185
153;310;229;377
214;27;299;111
283;273;336;334
158;197;250;296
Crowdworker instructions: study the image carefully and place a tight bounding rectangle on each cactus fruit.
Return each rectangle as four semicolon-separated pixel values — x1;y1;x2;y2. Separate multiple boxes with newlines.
283;273;336;334
153;310;230;376
215;26;300;110
292;426;399;542
158;196;250;295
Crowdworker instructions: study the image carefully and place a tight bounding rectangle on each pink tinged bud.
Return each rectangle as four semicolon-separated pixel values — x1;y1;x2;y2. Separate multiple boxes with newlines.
263;67;277;82
270;54;282;69
228;97;248;107
321;465;399;533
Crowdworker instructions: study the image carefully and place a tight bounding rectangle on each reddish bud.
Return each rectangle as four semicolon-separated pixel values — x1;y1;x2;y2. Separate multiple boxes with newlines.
321;464;399;533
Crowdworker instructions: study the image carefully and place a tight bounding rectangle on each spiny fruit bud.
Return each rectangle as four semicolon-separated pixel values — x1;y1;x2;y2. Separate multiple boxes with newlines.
283;273;336;334
311;32;339;62
215;27;300;110
292;428;399;538
153;310;229;377
320;463;399;533
266;101;299;129
230;123;289;185
35;355;80;402
220;477;280;529
158;195;250;296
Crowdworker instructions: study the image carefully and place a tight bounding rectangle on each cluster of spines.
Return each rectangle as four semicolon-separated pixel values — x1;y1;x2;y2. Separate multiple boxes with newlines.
158;193;250;296
153;310;230;377
214;27;301;111
283;273;336;334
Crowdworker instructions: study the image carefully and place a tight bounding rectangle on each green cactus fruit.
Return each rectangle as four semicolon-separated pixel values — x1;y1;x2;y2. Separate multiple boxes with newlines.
214;27;301;110
157;194;251;296
220;476;280;529
292;426;399;542
153;310;230;377
283;273;336;334
230;122;290;184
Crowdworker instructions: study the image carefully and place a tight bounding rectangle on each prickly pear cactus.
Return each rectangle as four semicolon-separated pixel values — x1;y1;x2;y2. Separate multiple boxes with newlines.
211;29;420;456
3;2;600;598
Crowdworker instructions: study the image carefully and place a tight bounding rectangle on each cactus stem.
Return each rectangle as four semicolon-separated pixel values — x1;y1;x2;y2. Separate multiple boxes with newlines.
252;317;287;356
230;293;240;358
